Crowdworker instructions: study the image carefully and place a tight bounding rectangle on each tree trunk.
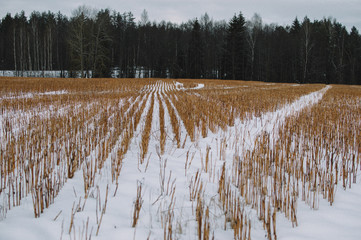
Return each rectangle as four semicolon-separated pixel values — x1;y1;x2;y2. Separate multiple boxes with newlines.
27;34;32;71
13;28;17;74
20;27;24;75
303;20;312;83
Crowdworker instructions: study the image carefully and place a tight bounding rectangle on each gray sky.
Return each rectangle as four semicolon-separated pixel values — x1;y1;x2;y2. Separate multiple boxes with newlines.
1;0;361;31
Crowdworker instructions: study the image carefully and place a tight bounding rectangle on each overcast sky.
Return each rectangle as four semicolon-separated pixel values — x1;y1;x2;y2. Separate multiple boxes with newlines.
1;0;361;31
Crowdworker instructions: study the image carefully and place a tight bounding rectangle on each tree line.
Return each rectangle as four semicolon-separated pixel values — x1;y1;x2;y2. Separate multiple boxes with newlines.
0;6;360;85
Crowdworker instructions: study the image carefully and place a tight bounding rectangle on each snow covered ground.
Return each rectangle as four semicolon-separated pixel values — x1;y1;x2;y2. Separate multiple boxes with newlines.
0;80;360;240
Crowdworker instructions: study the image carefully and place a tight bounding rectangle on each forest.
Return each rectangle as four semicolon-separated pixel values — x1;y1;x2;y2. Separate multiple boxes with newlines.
0;6;360;85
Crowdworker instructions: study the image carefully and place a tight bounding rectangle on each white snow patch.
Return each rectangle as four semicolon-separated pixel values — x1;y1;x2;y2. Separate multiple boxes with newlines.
39;90;68;96
277;176;361;240
175;81;204;90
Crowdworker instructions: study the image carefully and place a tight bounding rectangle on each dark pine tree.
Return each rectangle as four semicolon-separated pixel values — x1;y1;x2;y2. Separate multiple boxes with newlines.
290;18;302;83
188;19;204;79
346;27;361;85
0;14;15;70
223;12;246;80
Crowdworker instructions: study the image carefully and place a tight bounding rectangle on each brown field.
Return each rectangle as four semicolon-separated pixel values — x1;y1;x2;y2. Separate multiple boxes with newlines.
0;77;360;239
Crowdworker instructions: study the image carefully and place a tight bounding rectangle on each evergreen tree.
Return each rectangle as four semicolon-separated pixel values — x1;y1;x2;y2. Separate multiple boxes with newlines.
224;12;246;80
188;19;204;79
346;27;361;85
92;9;112;78
301;16;313;83
0;14;15;70
290;17;302;83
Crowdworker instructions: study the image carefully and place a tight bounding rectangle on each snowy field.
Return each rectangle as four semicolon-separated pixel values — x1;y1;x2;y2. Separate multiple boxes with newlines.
0;77;360;240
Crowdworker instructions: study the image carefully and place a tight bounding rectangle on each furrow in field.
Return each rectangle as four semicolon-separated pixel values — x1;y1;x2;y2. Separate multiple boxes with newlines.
270;86;361;240
232;85;331;154
0;90;68;101
0;91;144;218
73;90;157;237
218;85;332;239
0;100;104;213
156;93;166;154
161;91;187;148
139;93;155;162
0;102;82;138
159;85;332;239
88;83;185;239
0;90;150;238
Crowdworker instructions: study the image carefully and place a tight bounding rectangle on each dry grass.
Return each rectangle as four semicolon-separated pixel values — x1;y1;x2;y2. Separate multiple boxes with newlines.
0;77;360;239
